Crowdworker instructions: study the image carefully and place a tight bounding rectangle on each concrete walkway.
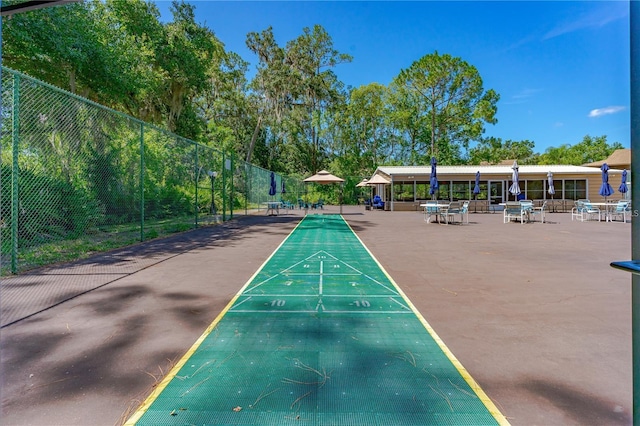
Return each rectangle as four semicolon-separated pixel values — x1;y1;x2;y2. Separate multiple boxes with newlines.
0;206;632;425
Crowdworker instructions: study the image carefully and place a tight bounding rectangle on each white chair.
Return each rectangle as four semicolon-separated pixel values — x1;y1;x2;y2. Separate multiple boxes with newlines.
458;200;470;224
609;200;631;223
571;200;587;221
439;201;461;225
581;201;601;222
530;200;547;223
520;200;534;222
423;200;439;222
503;201;525;224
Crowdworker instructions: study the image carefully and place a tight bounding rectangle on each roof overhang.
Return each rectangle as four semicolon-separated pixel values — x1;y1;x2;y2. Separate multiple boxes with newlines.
375;164;624;178
1;1;79;17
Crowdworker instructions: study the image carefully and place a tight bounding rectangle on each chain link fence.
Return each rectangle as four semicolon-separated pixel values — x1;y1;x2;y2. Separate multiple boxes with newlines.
1;67;301;276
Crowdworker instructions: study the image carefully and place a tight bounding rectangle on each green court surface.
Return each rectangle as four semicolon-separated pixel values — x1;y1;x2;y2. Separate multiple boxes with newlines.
126;215;508;425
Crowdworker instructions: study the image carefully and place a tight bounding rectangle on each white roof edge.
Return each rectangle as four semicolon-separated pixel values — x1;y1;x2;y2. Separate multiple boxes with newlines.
375;164;624;175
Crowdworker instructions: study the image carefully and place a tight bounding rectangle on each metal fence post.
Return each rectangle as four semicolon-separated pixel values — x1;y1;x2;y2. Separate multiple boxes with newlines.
194;143;199;227
229;154;234;219
222;152;226;222
10;74;20;274
245;163;250;216
140;123;145;241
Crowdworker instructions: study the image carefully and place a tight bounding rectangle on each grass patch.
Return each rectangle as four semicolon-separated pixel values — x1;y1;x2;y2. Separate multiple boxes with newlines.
1;215;217;276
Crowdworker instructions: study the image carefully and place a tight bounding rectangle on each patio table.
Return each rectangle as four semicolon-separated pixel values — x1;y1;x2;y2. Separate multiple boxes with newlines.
265;201;280;216
419;202;451;223
588;202;619;222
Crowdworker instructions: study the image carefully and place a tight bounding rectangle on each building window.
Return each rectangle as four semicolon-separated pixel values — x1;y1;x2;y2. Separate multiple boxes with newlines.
526;180;544;200
452;182;470;201
393;182;415;201
564;180;587;200
436;181;449;200
475;182;488;200
416;182;429;200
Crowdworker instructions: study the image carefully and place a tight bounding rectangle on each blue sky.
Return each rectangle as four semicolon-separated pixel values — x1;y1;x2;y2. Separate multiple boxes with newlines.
155;1;630;154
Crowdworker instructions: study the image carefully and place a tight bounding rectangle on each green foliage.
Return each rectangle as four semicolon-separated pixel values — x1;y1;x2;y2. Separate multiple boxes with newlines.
468;137;538;165
392;51;499;163
245;25;352;174
537;135;623;165
0;164;102;251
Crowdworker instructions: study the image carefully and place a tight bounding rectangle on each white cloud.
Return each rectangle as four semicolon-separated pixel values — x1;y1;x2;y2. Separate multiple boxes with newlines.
588;106;626;118
512;88;541;100
503;88;541;105
543;3;628;40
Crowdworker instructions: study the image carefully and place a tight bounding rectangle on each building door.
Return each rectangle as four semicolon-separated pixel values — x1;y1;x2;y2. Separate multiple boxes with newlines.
489;181;504;206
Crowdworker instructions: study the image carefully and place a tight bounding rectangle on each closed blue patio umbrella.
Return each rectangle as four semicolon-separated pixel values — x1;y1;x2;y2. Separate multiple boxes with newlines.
269;171;277;197
473;171;481;212
599;163;614;201
618;169;628;199
473;171;481;197
509;161;521;201
547;171;556;212
429;157;439;199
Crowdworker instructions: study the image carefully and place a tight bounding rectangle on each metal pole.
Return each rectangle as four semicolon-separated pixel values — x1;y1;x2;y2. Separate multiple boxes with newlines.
222;153;226;222
245;163;249;216
139;123;145;241
194;144;199;227
11;74;20;274
211;174;216;216
630;2;639;422
229;155;234;219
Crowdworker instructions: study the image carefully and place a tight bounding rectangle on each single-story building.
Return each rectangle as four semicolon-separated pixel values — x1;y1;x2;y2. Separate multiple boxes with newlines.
368;164;630;212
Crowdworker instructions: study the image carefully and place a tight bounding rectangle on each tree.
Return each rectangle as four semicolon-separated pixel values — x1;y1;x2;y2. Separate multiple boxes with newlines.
393;51;499;163
538;135;624;165
386;81;430;165
284;25;352;173
468;137;538;165
330;83;392;177
245;25;351;174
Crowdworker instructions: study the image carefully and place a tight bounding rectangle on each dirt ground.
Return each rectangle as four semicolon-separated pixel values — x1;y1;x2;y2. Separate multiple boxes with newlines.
0;205;632;425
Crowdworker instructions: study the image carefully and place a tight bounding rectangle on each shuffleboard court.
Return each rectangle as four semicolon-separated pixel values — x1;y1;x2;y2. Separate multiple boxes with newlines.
126;215;508;425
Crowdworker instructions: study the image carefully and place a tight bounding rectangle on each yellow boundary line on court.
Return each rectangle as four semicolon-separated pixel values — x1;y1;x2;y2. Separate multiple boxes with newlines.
124;218;306;425
343;216;511;426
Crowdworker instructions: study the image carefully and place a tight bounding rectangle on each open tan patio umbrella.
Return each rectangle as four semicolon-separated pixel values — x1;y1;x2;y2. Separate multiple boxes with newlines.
367;174;390;209
367;174;391;185
304;170;345;184
303;170;345;213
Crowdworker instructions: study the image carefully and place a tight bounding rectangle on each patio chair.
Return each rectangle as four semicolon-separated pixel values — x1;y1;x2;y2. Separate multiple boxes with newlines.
582;202;602;222
504;201;526;224
530;200;547;223
609;200;631;223
520;200;534;220
372;195;384;210
440;201;461;225
456;200;470;224
571;200;586;221
423;200;439;222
